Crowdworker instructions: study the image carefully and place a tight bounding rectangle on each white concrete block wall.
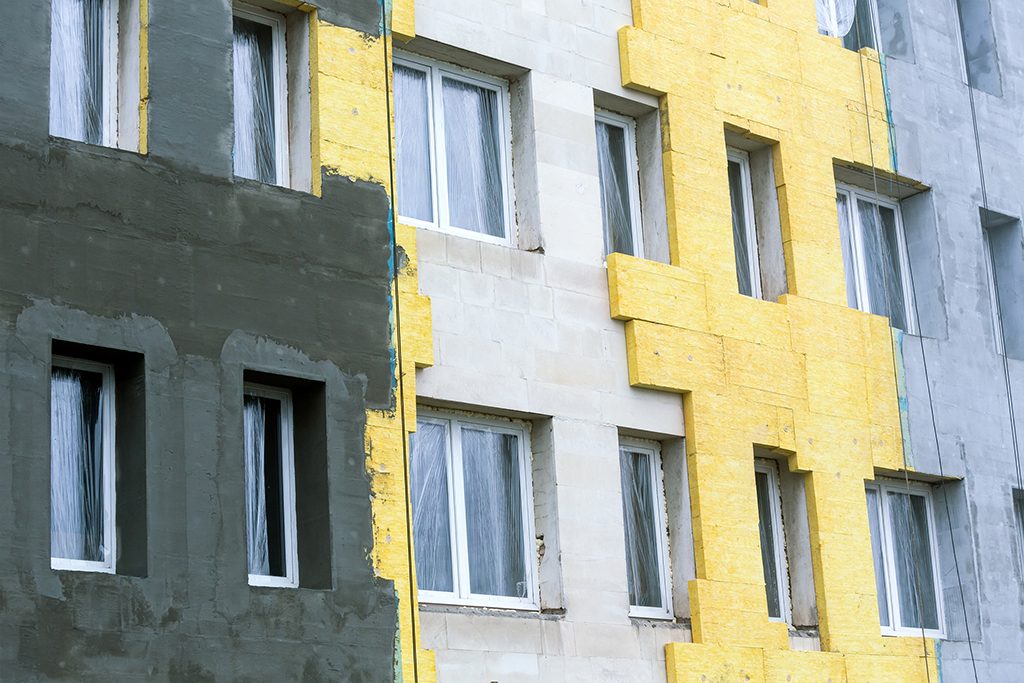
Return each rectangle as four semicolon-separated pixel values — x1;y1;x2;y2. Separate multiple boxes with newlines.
409;2;686;679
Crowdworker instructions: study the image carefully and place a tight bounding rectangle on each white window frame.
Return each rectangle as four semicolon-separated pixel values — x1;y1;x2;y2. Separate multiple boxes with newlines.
50;356;117;574
416;410;538;610
754;458;792;624
866;479;946;638
620;438;673;620
836;183;917;333
818;0;882;50
727;148;763;299
595;109;645;259
394;53;515;247
233;3;291;188
244;382;299;588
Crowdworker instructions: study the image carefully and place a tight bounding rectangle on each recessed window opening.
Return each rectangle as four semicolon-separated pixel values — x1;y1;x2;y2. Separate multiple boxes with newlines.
727;148;762;299
596;110;644;258
816;0;881;52
49;0;141;150
51;356;116;573
754;458;791;622
244;383;299;587
981;210;1024;359
865;479;945;637
411;411;537;609
1014;489;1024;578
619;440;673;619
836;184;917;333
394;54;514;244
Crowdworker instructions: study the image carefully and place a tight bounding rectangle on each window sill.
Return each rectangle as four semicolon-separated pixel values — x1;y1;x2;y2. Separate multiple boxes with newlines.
881;628;945;639
403;217;514;248
418;601;554;619
51;559;115;574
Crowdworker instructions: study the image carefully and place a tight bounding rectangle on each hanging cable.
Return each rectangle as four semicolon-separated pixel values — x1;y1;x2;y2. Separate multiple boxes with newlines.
851;4;978;679
379;3;420;680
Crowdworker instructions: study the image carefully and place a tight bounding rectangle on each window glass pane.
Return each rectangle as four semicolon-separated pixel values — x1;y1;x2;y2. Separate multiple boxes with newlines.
755;469;782;619
728;160;754;297
395;64;434;222
233;16;278;184
596;120;636;256
888;491;940;630
836;193;859;309
51;367;106;563
461;427;526;597
244;394;288;577
865;487;890;627
859;200;909;330
442;77;505;238
50;0;107;144
410;422;454;593
842;0;877;51
619;449;664;608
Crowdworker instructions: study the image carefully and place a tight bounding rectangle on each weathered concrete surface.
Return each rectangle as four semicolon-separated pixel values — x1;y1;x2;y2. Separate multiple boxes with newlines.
0;0;403;680
883;0;1024;679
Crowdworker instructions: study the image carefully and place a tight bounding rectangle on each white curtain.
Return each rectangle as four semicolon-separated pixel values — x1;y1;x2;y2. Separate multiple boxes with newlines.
858;200;909;331
816;0;858;38
244;396;270;575
50;0;106;144
888;492;940;630
596;121;636;256
836;193;860;309
754;470;782;619
394;64;434;222
51;368;105;562
865;488;891;627
233;17;278;184
410;422;454;592
619;449;663;608
728;160;755;297
442;78;505;238
462;428;526;598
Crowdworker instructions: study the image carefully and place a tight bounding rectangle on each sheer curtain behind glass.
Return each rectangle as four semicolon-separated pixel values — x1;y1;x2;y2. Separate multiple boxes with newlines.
816;0;857;38
836;193;860;309
243;396;270;575
50;0;107;144
888;492;940;630
442;78;505;238
410;422;454;592
395;64;434;223
233;17;278;184
754;470;783;619
51;367;106;563
866;488;891;627
619;449;663;609
858;200;909;330
596;121;636;256
461;428;526;598
728;160;755;297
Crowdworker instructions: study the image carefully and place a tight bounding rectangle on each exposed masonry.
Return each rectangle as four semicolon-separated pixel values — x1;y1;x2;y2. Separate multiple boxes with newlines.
0;0;401;680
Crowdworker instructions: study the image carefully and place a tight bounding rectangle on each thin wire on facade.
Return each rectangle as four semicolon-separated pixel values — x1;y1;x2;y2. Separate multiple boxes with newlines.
380;3;421;678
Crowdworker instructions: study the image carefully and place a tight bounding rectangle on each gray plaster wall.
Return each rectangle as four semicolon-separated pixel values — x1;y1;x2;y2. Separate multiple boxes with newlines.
882;0;1024;679
0;1;402;681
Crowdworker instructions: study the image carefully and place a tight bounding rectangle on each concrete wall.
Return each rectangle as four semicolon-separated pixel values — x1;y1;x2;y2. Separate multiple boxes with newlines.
0;1;413;680
883;0;1024;679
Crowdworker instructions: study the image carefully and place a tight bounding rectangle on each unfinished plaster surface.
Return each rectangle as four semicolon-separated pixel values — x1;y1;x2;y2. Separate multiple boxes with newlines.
883;0;1024;679
0;0;408;680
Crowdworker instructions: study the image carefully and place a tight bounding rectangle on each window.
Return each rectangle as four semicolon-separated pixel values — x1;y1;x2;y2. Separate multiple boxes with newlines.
836;185;916;332
956;0;1003;96
754;459;791;622
865;480;945;637
727;148;762;298
982;210;1024;359
410;411;536;608
619;441;672;618
51;357;116;573
394;54;513;244
1014;490;1024;576
243;384;298;587
49;0;141;150
596;111;643;258
816;0;881;52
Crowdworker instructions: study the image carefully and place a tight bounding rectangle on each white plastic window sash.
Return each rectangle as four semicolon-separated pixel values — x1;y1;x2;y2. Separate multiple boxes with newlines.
754;458;792;623
394;53;514;247
416;411;538;610
982;228;1005;355
244;383;299;588
595;109;645;260
50;356;116;574
865;479;946;638
727;148;763;299
835;184;917;334
621;438;673;620
233;3;290;187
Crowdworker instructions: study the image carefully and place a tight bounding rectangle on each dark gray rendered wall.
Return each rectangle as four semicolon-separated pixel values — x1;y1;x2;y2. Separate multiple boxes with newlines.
885;0;1024;679
0;1;403;681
